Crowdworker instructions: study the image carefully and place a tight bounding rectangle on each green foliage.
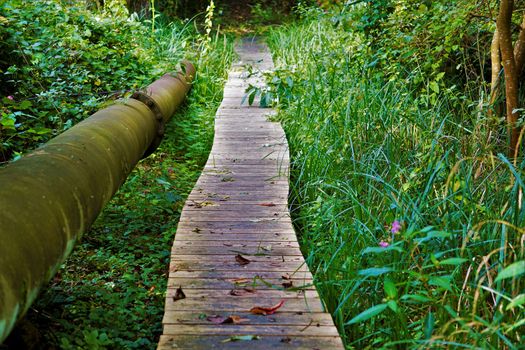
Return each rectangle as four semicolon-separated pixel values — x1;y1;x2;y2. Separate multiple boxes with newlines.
267;7;524;349
337;0;493;92
0;0;187;162
1;2;233;348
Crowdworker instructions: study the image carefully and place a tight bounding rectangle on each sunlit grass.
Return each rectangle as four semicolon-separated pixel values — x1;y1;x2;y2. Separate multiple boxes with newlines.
267;10;524;349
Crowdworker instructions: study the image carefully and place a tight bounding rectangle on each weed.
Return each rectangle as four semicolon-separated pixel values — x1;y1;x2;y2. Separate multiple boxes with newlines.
266;8;524;349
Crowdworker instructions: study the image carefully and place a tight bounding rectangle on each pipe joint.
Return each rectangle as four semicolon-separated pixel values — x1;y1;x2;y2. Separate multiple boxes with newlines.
131;91;165;158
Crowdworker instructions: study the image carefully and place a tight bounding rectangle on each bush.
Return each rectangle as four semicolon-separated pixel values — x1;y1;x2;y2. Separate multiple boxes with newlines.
0;0;187;162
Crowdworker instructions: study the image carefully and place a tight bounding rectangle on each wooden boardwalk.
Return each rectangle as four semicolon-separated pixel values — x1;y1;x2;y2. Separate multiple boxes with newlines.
158;38;344;349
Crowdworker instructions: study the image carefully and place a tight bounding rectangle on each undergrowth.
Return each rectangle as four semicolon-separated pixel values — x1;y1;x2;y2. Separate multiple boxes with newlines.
1;1;233;349
267;6;524;349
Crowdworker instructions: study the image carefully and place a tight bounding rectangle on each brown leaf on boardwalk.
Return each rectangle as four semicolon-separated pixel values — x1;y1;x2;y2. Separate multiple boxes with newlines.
228;278;251;284
223;315;250;324
282;273;291;280
282;281;293;289
206;315;226;323
258;202;276;207
235;254;251;266
173;286;186;301
230;288;257;296
250;300;285;315
207;315;250;324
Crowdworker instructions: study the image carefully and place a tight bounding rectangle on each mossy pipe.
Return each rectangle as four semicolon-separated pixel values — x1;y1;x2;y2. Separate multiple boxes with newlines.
0;61;195;343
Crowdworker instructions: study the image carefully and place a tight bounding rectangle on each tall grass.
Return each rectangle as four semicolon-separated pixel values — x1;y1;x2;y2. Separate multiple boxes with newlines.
267;9;524;349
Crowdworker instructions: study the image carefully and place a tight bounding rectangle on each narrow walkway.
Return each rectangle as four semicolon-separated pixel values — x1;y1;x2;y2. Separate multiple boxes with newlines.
158;38;344;349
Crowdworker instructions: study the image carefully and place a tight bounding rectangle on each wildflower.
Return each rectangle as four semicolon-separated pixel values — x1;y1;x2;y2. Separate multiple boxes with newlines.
7;95;13;100
379;241;390;248
391;220;401;234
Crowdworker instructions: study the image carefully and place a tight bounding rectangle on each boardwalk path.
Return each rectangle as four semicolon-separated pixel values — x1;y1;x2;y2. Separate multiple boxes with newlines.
158;38;344;349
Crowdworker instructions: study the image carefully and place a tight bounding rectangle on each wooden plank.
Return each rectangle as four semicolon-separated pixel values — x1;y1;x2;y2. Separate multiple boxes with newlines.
168;259;308;272
163;310;334;326
167;278;314;290
162;325;338;337
172;240;299;248
158;335;344;350
170;246;301;256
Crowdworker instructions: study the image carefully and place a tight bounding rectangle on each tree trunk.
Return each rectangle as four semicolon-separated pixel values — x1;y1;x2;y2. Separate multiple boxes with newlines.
497;0;521;156
489;29;501;119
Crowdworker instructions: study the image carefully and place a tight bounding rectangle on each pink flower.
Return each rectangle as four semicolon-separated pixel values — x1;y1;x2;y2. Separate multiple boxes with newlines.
379;241;390;248
7;95;13;100
391;220;401;234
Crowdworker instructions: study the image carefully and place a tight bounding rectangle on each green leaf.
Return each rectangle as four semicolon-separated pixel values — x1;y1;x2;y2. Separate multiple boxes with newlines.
362;245;404;254
506;294;525;311
384;278;397;299
429;276;452;291
248;90;256;105
400;294;432;303
387;300;399;313
438;258;468;266
18;100;32;109
345;303;388;325
424;311;435;339
429;81;439;94
495;261;525;282
358;267;393;277
221;335;260;343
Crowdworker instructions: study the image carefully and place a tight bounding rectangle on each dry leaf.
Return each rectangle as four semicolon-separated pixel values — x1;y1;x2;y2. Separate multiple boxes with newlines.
282;281;293;289
173;286;186;301
250;300;285;315
223;315;250;324
207;315;226;323
230;288;257;296
205;314;252;326
228;278;251;284
235;254;251;266
282;273;291;280
258;202;276;207
280;337;292;343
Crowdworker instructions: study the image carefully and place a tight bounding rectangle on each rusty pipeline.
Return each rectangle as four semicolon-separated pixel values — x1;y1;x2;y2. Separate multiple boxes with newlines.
0;61;195;342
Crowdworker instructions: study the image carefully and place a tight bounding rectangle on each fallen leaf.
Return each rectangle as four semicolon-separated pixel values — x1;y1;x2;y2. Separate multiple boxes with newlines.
192;227;201;233
280;337;292;343
235;254;251;266
282;281;293;289
258;202;276;207
230;288;257;296
222;335;260;343
261;245;272;252
282;274;291;280
223;315;250;324
206;315;250;324
250;300;285;315
206;315;226;323
173;286;186;301
228;278;251;284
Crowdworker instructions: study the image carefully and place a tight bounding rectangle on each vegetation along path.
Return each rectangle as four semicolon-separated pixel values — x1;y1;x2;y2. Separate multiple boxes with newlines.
158;38;344;349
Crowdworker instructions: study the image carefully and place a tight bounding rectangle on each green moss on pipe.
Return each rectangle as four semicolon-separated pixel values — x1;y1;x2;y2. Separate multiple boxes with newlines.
0;63;194;343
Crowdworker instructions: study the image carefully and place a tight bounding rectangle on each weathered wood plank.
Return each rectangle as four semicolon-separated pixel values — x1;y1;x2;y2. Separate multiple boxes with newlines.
163;310;334;326
167;278;314;290
158;335;344;350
